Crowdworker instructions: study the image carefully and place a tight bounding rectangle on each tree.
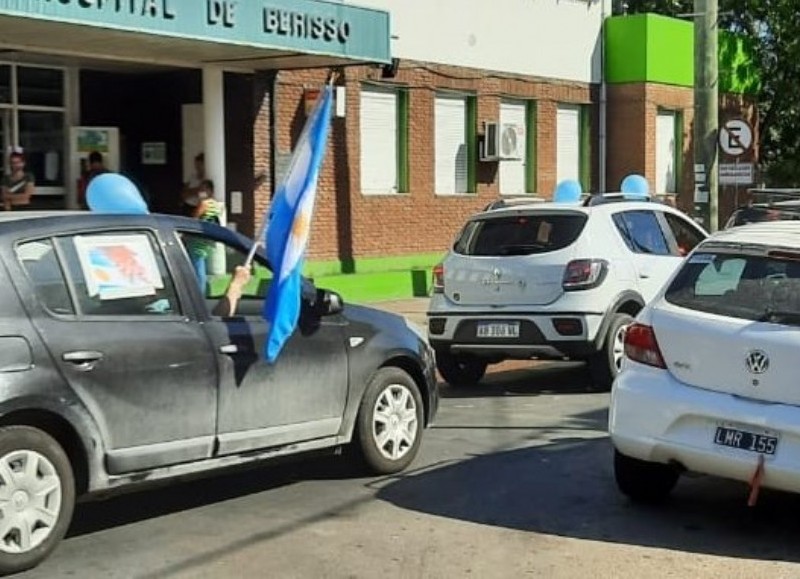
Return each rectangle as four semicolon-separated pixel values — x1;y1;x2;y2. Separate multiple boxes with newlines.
617;0;800;186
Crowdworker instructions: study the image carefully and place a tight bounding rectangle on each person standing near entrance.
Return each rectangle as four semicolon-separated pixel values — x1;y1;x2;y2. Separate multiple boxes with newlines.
180;152;206;211
185;179;223;293
2;151;35;211
78;150;110;209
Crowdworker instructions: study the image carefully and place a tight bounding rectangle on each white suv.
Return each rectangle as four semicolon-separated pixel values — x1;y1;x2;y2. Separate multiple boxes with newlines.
610;222;800;502
427;195;707;388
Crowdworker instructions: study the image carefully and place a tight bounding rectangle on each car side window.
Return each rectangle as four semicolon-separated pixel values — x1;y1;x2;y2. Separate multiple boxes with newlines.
58;232;181;317
16;239;75;315
664;213;705;256
612;211;671;256
178;232;272;317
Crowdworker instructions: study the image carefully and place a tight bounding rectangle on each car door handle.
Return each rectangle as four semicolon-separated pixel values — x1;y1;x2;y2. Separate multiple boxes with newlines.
219;344;239;355
62;351;104;371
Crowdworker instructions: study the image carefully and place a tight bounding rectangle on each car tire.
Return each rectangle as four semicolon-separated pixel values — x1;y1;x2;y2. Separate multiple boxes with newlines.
587;312;634;390
354;367;424;475
0;426;75;575
614;449;679;504
435;351;488;387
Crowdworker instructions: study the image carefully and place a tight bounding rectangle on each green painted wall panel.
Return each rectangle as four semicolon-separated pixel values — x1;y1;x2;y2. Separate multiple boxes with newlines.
645;15;693;86
0;0;390;63
605;14;757;94
304;252;444;278
605;14;649;83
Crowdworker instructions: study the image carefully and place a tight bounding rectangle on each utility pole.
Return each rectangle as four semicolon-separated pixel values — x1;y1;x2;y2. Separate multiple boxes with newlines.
693;0;719;231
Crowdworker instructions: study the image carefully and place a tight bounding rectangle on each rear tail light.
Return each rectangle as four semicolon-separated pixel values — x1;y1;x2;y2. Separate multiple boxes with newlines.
624;323;666;369
562;259;608;290
432;263;445;294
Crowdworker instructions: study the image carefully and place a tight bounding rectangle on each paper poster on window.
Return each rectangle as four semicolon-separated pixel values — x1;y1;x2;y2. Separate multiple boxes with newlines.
73;235;164;300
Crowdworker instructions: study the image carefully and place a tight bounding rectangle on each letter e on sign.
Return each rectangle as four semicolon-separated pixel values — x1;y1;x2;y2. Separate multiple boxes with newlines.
719;119;753;157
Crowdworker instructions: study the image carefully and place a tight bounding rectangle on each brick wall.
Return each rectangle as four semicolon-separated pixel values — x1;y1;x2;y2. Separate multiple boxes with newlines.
253;63;596;263
607;82;758;224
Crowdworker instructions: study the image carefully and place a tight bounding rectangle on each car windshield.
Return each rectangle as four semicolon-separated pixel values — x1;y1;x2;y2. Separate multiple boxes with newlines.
665;250;800;325
454;213;587;257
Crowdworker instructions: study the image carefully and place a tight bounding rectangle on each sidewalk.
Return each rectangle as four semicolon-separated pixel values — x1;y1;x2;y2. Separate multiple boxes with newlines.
368;297;430;327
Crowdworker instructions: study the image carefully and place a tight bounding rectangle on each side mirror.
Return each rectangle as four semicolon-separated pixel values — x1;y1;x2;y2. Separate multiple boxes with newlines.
316;289;344;316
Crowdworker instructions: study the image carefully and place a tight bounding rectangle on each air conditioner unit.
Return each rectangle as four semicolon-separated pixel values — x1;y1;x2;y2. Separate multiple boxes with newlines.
480;121;523;161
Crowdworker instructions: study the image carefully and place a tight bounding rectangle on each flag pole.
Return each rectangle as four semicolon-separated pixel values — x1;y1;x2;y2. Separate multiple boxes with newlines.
244;72;338;270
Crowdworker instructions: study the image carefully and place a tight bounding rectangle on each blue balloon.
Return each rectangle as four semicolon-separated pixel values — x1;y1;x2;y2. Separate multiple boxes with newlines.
553;180;583;204
87;173;149;214
620;174;650;198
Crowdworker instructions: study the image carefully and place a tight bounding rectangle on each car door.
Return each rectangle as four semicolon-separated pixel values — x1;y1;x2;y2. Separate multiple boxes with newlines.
13;230;218;475
173;228;349;456
611;209;682;301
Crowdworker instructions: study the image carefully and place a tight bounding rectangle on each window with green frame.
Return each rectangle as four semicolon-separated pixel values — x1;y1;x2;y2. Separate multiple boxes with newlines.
526;100;538;193
579;104;592;193
359;84;409;195
434;92;477;195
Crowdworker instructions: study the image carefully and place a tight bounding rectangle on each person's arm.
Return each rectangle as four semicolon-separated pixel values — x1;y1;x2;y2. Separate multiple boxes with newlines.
1;186;9;211
21;175;34;204
212;265;252;317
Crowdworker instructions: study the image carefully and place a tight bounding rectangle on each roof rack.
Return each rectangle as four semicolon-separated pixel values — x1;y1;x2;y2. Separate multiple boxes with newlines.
582;192;652;207
483;196;546;211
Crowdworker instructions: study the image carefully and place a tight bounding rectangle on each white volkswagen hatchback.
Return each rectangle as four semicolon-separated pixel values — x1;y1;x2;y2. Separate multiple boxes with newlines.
610;222;800;502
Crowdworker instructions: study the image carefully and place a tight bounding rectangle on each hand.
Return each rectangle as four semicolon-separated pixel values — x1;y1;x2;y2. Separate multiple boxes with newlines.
230;265;252;289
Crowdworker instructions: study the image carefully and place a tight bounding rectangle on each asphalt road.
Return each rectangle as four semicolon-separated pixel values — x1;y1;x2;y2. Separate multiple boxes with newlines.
23;361;800;579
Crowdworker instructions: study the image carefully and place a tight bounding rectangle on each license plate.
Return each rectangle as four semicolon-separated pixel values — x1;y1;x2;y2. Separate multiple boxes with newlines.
476;322;520;339
713;426;778;455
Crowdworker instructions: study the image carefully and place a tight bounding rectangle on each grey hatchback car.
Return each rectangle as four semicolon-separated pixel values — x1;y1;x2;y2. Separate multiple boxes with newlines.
0;211;437;574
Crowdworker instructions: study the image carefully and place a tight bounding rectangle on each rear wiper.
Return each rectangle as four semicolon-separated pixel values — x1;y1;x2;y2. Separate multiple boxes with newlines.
758;308;800;324
500;244;546;255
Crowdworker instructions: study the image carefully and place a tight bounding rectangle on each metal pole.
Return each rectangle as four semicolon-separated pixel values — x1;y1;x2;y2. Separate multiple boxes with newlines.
693;0;719;231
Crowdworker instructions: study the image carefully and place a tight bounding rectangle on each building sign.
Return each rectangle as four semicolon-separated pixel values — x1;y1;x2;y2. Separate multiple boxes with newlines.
719;162;754;186
0;0;390;63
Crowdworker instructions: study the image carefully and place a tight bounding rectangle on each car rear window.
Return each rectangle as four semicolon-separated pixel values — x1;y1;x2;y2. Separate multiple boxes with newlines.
665;251;800;324
726;206;800;228
454;213;588;256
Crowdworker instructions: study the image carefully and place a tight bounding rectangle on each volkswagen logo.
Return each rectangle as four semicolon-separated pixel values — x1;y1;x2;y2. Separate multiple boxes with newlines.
745;350;770;375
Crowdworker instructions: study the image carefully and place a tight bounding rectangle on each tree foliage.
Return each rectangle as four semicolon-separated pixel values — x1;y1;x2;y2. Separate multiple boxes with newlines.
614;0;800;185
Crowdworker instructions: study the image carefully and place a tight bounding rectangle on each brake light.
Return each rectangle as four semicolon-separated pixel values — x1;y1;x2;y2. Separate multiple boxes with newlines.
562;259;608;290
432;263;445;294
624;323;666;369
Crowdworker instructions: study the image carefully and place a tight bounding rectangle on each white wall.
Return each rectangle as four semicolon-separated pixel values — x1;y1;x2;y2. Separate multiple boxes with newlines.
349;0;611;83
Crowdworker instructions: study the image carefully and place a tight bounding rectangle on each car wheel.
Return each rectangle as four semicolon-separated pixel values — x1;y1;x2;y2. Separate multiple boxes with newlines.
614;449;679;504
354;367;424;475
0;426;75;575
588;312;633;390
435;351;488;387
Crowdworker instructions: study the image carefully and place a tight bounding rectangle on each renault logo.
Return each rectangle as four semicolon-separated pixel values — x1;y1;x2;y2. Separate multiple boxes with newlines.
745;350;770;375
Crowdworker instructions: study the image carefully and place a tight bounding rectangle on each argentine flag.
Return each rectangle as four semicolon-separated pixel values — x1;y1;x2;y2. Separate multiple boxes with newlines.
263;85;334;363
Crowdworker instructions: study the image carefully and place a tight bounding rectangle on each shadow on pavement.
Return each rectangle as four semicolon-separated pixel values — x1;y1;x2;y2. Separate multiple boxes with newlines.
377;436;800;564
440;361;600;398
67;452;364;538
